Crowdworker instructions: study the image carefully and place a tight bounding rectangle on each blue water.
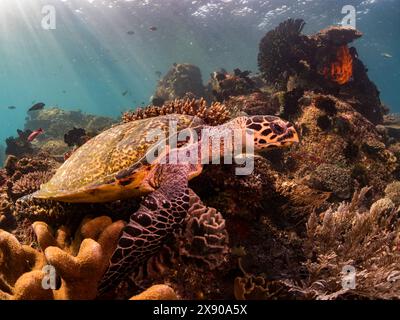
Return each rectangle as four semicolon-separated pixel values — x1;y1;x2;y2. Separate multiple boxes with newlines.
0;0;399;152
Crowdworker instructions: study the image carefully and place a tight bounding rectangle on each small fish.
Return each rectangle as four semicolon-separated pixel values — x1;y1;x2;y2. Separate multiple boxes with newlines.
127;30;135;35
62;90;67;94
155;71;162;78
149;26;158;31
122;90;129;97
7;106;16;110
28;102;45;112
28;128;44;142
381;53;393;58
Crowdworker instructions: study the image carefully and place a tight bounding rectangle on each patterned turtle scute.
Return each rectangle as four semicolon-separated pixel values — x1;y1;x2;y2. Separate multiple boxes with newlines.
35;115;203;200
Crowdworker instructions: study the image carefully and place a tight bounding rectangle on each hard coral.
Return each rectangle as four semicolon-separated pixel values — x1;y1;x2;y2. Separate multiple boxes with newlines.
122;98;231;126
208;69;258;102
384;181;400;206
11;171;53;199
179;191;229;270
0;216;125;300
5;130;35;158
130;284;178;300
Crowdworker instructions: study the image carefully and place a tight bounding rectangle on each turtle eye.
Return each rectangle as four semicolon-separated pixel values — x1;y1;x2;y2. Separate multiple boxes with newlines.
271;122;287;135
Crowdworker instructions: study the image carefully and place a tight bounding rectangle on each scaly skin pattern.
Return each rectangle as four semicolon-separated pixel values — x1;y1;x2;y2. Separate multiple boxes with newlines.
98;164;191;294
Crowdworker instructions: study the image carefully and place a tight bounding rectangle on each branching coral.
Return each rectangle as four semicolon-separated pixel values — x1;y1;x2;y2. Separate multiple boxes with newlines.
122;98;231;126
304;187;400;299
179;191;229;270
11;171;54;199
0;216;125;300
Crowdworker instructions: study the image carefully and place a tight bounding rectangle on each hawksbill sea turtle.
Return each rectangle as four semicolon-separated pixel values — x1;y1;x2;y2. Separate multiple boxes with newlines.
18;114;299;294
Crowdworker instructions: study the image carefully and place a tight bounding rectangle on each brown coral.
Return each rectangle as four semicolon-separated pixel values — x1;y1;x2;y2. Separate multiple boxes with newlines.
122;98;230;126
234;275;309;300
179;191;229;270
11;170;54;199
130;284;178;300
0;192;14;231
0;216;125;300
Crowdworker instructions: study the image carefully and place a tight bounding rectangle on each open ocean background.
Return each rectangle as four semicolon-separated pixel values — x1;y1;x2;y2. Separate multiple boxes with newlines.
0;0;399;154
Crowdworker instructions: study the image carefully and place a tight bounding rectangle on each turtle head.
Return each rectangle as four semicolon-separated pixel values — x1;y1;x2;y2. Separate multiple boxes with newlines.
244;115;299;151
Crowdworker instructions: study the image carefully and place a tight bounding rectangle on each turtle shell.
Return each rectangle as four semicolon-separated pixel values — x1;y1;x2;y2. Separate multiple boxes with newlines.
34;114;203;203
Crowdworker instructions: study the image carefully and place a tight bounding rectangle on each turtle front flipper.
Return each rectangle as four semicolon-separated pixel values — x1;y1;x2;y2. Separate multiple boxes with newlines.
98;164;194;294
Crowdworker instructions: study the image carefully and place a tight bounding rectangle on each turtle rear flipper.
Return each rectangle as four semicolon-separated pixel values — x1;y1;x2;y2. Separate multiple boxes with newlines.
98;164;193;294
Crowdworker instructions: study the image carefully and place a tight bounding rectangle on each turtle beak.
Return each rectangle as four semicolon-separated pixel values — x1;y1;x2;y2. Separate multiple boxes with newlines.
283;125;300;145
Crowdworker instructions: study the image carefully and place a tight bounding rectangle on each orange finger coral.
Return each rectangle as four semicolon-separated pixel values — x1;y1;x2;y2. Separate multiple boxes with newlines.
0;216;125;300
130;284;178;300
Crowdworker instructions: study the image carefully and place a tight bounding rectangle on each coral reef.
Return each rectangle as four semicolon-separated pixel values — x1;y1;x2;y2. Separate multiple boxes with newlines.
0;216;125;300
129;284;178;300
1;19;399;301
303;187;400;299
5;129;35;158
224;92;280;117
384;181;400;206
179;191;229;270
208;69;259;102
153;64;206;102
11;171;53;199
21;107;115;158
258;19;312;90
122;98;231;126
258;19;386;124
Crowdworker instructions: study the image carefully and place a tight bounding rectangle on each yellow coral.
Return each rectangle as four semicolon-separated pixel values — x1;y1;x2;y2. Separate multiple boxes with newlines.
130;285;178;300
0;216;125;300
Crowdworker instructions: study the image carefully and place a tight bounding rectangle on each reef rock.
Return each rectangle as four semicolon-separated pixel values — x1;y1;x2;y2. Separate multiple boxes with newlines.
258;19;386;124
153;63;206;102
23;107;115;158
208;69;259;102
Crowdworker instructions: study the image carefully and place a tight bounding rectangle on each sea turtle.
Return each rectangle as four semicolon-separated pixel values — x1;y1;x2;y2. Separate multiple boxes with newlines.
19;114;299;293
